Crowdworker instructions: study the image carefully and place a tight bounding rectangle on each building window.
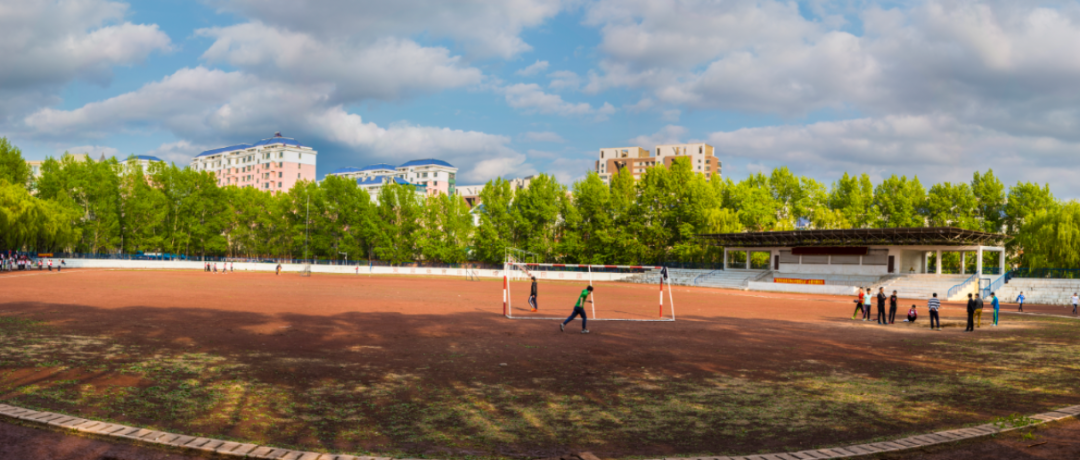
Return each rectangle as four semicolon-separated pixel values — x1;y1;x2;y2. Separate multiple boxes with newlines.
278;182;282;188
278;172;282;178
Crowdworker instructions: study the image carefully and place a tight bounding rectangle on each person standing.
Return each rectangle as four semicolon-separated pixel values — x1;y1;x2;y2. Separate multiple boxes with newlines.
991;292;1001;326
965;293;976;332
863;288;872;321
1072;293;1078;315
528;276;539;312
276;264;282;275
888;290;899;325
852;287;865;320
47;259;52;272
561;285;593;334
876;288;887;325
928;293;941;330
1016;291;1025;312
974;293;984;328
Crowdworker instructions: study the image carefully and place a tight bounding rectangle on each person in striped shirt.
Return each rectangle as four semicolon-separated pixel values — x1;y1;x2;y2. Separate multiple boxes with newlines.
928;293;941;330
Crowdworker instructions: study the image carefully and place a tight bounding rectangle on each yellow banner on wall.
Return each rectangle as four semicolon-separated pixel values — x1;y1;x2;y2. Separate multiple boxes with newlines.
774;277;825;285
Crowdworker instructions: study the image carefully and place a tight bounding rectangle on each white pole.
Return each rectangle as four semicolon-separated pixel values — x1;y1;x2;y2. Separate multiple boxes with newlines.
667;275;676;320
590;265;596;319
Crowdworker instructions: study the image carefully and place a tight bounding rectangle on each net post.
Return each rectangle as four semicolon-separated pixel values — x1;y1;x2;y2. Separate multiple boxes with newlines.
659;270;664;318
503;262;508;317
667;268;676;320
589;264;597;319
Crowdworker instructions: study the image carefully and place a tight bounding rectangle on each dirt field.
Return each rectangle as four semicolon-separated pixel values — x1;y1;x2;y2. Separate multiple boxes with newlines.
0;268;1077;459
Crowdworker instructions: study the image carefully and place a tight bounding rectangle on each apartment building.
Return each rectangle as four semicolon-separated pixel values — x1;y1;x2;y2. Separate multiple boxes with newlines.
327;159;457;197
595;143;720;184
120;155;164;173
190;133;317;192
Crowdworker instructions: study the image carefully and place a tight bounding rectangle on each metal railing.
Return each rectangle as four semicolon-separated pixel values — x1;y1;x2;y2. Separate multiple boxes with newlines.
947;273;978;299
1008;268;1080;279
982;271;1010;299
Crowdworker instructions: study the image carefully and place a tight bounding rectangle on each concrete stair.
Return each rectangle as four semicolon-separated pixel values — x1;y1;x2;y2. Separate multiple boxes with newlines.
693;270;760;289
996;278;1080;306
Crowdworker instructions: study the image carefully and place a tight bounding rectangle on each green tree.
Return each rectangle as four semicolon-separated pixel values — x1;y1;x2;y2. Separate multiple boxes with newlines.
971;169;1006;232
1004;182;1055;235
0;138;32;189
873;175;925;228
473;178;516;263
925;183;978;229
1015;202;1080;269
829;173;875;228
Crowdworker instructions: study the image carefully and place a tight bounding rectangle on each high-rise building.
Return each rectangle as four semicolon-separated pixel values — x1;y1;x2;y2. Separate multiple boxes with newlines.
595;143;720;184
190;133;317;192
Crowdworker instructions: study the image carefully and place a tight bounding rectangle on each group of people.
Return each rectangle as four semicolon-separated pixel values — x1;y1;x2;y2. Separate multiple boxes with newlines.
851;287;1011;331
851;287;919;325
204;262;234;273
0;255;63;272
962;292;1001;331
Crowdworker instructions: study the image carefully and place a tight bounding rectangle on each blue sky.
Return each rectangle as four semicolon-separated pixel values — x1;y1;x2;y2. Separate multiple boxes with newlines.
5;0;1080;196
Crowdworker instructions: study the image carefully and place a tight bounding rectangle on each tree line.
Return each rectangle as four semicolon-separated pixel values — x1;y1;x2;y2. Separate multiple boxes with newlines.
0;137;1074;268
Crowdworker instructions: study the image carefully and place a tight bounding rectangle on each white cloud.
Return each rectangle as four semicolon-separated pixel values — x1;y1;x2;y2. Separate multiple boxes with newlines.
707;114;1080;195
0;0;171;118
660;109;680;122
544;156;595;185
198;23;483;103
581;1;1080;128
502;83;595;117
522;131;566;143
629;125;688;150
20;66;532;183
206;0;564;59
146;140;212;165
517;60;550;76
547;70;582;91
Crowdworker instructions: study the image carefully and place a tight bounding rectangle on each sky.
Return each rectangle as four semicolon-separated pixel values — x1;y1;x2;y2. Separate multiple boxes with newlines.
5;0;1080;195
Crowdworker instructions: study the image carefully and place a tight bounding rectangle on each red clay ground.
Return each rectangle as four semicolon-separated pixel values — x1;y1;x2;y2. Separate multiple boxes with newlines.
0;268;1077;459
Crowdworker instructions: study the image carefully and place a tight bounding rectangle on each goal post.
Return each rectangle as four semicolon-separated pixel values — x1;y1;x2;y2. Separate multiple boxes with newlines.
502;261;675;322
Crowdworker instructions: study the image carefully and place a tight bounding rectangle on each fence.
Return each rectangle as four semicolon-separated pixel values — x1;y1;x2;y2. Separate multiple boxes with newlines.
1008;268;1080;279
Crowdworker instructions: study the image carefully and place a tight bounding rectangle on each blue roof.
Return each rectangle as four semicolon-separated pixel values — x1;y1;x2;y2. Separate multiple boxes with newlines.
196;144;251;157
251;135;304;148
194;133;307;158
399;158;454;168
355;177;426;188
133;155;163;162
359;163;398;172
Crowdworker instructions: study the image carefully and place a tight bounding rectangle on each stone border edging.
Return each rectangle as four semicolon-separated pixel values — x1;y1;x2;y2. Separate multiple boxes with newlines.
0;403;1076;460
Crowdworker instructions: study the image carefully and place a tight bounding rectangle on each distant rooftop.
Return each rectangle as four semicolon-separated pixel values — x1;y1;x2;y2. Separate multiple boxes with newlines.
399;158;454;168
196;133;306;157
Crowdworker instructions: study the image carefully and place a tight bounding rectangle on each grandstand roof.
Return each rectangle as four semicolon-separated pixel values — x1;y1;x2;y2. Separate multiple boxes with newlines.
131;155;163;162
698;227;1005;248
399;158;454;168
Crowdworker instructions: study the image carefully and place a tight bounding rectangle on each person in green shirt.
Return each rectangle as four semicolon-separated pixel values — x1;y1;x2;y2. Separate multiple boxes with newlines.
561;285;593;334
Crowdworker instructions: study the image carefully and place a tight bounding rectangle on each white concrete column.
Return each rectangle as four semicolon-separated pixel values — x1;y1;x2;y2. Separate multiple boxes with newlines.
923;252;929;274
745;251;751;270
723;249;728;270
961;252;966;275
977;247;984;276
999;248;1006;275
936;250;942;275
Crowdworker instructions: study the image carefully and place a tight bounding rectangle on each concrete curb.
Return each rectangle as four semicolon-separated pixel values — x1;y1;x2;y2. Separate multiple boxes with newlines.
0;402;1076;459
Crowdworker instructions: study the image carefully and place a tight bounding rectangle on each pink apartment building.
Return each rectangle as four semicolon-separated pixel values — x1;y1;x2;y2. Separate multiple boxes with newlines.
190;133;317;192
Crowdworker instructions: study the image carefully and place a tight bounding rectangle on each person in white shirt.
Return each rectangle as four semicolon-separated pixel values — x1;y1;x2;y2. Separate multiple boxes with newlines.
1073;293;1078;315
